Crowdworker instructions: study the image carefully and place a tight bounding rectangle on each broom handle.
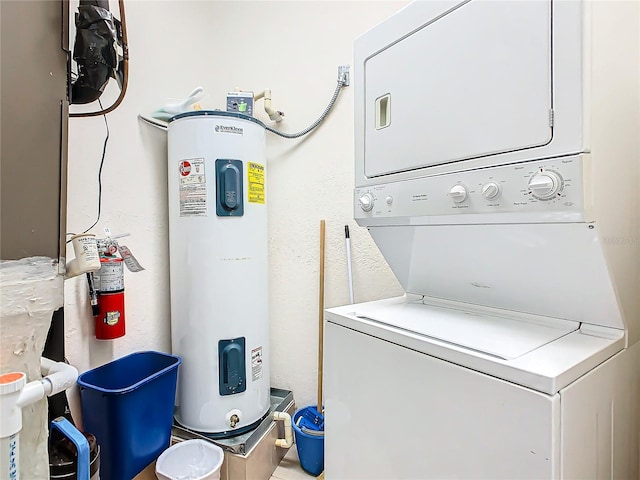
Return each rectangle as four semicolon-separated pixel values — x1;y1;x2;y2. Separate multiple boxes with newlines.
317;220;326;414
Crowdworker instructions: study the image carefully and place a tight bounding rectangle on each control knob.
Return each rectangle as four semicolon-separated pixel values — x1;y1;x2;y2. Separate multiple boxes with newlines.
528;171;563;200
449;184;468;203
481;182;501;199
358;193;375;212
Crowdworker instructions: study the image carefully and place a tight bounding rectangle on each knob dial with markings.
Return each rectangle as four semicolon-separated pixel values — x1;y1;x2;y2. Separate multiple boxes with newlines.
481;182;501;199
358;193;375;212
528;171;563;200
449;184;468;203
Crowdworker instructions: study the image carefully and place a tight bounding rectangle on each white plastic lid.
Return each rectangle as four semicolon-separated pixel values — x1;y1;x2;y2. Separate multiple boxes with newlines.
0;372;26;395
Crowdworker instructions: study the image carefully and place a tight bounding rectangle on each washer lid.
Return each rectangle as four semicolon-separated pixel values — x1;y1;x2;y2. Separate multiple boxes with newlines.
326;296;625;394
367;223;625;331
354;300;578;360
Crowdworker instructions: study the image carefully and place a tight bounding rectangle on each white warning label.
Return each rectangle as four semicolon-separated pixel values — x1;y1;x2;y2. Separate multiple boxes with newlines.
251;346;263;381
179;158;207;217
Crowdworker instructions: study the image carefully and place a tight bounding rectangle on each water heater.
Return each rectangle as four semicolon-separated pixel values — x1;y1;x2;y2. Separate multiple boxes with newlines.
167;111;270;435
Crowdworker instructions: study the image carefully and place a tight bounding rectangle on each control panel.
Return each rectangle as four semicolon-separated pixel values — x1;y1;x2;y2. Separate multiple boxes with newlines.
227;92;254;116
355;156;585;223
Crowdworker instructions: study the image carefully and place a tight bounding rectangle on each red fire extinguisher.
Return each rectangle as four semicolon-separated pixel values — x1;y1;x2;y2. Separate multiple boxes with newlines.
92;255;126;339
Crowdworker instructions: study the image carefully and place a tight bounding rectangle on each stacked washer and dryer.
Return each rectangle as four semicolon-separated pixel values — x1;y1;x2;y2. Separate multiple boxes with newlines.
325;1;640;478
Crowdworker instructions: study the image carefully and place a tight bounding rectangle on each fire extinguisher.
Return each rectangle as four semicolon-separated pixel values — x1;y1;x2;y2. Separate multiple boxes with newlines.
91;255;126;340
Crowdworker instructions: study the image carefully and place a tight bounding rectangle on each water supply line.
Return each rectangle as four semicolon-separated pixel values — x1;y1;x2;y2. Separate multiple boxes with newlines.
273;411;293;448
251;89;284;123
1;359;79;480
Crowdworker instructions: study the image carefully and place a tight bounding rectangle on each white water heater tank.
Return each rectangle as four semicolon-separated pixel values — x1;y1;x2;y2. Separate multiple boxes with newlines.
167;111;270;435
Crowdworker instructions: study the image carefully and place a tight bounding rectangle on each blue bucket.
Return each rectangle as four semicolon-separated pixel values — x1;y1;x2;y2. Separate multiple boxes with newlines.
292;406;324;476
77;351;181;480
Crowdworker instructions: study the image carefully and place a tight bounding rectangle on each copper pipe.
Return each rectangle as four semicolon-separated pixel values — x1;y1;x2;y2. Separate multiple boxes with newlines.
70;0;128;118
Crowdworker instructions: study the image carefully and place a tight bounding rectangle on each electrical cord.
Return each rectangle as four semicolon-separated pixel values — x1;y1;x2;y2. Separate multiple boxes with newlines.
76;99;110;237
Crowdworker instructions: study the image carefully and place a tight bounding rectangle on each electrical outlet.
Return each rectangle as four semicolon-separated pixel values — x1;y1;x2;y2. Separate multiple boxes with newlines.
338;65;350;86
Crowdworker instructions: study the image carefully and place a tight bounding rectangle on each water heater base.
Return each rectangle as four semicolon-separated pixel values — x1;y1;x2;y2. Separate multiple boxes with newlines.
134;388;295;480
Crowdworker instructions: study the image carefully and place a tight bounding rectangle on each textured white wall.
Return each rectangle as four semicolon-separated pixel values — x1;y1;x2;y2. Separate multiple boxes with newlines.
64;1;406;421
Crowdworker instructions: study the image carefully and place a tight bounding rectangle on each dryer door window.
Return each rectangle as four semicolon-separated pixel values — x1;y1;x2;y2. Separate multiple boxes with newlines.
364;0;553;177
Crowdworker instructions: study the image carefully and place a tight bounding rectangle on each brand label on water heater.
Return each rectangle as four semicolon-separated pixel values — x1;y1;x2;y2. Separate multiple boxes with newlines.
248;162;265;204
215;124;244;135
179;158;207;217
251;346;263;381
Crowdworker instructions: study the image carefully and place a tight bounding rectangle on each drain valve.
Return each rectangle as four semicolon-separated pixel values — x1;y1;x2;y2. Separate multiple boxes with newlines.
225;409;242;428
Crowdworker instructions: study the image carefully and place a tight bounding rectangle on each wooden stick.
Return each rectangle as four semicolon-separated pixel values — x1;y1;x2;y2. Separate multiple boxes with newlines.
317;220;326;414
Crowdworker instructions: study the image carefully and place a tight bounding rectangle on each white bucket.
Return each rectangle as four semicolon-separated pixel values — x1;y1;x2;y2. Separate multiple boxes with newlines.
155;439;224;480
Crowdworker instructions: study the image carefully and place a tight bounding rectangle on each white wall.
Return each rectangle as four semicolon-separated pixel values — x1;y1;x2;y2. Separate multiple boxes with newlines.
589;0;640;345
64;1;406;420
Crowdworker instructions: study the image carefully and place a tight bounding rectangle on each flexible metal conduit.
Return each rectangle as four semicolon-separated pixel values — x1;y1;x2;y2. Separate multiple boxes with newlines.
265;80;347;139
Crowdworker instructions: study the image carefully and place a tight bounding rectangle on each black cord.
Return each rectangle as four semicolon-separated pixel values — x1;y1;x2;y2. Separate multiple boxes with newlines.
82;99;110;234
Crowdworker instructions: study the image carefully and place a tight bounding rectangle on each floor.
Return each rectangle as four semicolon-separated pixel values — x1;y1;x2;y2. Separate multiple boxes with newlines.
271;447;322;480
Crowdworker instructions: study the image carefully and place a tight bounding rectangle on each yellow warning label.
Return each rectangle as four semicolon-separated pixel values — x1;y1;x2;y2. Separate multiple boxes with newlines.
248;162;265;204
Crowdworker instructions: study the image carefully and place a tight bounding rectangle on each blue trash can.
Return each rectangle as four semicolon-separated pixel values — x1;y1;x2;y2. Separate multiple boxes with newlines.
77;351;181;480
292;406;324;476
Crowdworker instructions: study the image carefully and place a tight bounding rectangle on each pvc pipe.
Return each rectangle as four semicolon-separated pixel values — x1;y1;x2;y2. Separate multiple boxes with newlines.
260;91;283;122
0;372;26;480
273;411;293;448
236;88;284;122
39;358;79;397
1;359;79;480
14;381;46;410
16;359;78;408
0;434;19;480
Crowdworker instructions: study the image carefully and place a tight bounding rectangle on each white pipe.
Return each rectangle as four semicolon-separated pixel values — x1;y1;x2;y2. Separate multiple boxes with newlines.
235;88;284;122
1;359;78;480
14;382;45;410
259;90;284;122
252;90;265;101
16;359;78;408
39;358;79;397
0;434;19;480
273;411;293;448
0;372;26;480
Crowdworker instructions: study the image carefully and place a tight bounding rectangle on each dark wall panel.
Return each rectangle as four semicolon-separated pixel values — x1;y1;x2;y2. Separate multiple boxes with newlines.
1;0;68;260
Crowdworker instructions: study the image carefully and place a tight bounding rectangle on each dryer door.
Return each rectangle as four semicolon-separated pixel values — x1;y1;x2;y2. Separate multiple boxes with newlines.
364;0;553;177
